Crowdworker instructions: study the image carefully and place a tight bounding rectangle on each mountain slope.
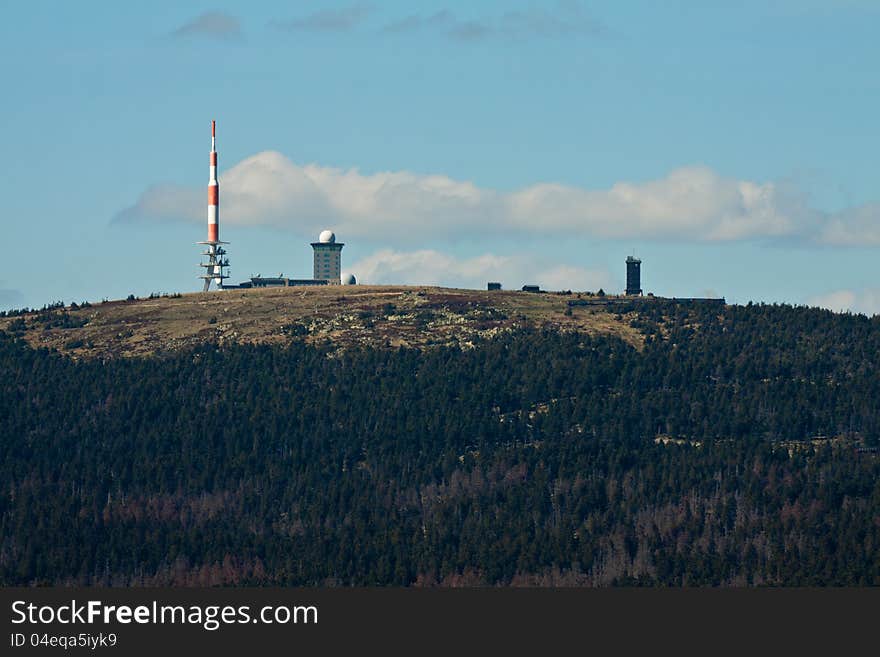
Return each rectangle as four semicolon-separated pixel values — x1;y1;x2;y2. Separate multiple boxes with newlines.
1;300;879;586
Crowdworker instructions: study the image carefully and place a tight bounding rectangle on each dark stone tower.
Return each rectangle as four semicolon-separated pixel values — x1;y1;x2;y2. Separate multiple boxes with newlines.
626;256;642;296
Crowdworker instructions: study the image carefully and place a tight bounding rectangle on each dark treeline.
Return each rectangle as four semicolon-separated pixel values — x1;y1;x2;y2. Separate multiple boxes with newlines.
1;302;879;586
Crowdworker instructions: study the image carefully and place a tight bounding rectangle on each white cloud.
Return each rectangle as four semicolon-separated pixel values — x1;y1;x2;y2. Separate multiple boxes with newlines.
171;12;242;41
807;288;880;316
0;286;25;310
504;167;799;240
349;249;614;292
116;150;879;246
382;2;604;41
271;5;373;32
817;203;880;246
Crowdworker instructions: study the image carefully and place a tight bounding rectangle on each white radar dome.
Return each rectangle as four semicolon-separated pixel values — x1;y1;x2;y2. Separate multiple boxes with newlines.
342;273;357;285
318;229;336;243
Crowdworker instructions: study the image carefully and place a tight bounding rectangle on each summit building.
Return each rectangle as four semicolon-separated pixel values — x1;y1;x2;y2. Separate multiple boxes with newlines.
311;230;344;284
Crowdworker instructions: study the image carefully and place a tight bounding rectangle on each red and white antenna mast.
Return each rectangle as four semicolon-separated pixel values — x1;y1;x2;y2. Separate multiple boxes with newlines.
208;119;219;242
198;119;230;291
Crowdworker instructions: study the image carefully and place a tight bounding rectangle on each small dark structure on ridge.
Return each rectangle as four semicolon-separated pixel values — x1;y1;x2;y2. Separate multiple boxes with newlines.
626;256;642;296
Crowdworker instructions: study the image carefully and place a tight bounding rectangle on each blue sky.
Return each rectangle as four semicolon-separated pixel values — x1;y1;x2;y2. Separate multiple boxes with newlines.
1;1;878;313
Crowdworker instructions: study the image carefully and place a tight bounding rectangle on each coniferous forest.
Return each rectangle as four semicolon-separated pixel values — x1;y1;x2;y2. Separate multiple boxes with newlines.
1;301;879;586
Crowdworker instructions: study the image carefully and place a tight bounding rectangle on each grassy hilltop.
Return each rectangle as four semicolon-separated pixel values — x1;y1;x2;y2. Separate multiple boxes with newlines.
0;285;643;358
